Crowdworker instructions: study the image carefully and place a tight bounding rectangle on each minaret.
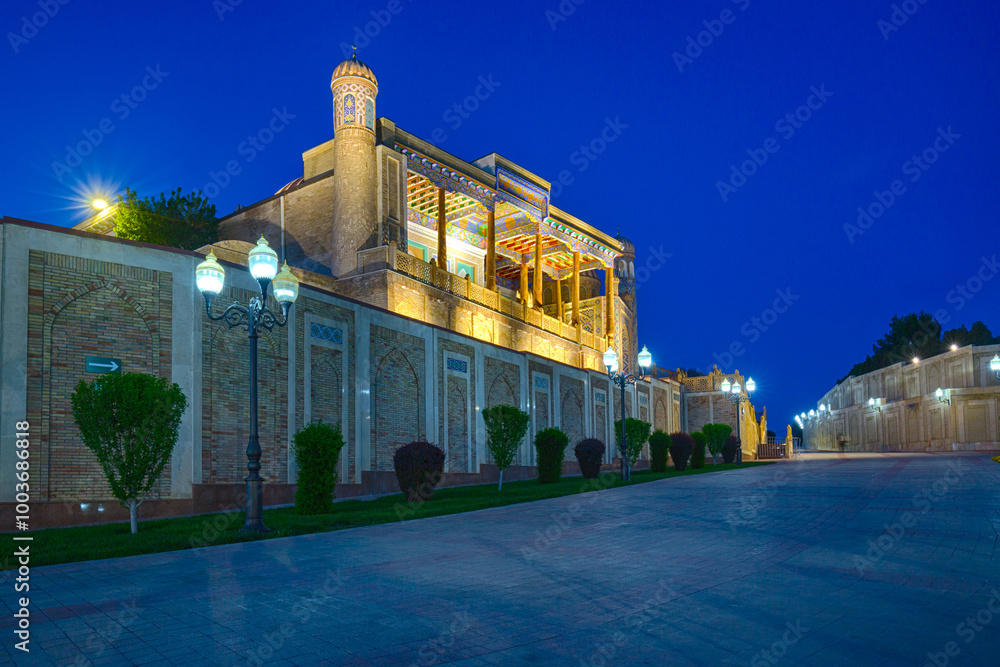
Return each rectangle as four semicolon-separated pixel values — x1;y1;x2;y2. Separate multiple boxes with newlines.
329;52;379;277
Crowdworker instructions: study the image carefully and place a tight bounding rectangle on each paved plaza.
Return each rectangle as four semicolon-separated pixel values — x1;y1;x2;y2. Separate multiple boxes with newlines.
4;452;1000;666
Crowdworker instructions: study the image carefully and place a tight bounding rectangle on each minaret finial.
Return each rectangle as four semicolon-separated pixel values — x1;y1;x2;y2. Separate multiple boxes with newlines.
351;44;357;59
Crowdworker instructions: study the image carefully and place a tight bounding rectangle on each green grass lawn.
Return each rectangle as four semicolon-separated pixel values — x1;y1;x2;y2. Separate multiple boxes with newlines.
1;462;769;570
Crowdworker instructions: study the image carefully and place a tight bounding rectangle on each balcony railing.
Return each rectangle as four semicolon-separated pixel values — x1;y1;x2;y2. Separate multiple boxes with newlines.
366;246;606;352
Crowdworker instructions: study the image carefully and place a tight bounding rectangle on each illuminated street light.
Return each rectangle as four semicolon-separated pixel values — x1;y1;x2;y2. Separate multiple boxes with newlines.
603;344;653;480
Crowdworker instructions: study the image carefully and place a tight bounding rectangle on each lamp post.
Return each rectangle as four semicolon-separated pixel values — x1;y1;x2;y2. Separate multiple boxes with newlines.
195;236;300;533
603;344;653;481
991;355;1000;381
720;376;755;464
868;397;882;449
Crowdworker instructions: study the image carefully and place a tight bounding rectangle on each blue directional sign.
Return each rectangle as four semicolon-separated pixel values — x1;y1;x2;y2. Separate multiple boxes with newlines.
85;356;121;374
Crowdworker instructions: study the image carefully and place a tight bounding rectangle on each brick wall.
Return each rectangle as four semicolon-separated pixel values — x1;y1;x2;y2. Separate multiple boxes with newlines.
560;376;585;448
370;324;425;471
201;285;288;484
26;250;173;501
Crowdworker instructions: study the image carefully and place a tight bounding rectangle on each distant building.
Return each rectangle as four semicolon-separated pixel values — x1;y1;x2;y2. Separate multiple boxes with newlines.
802;344;1000;451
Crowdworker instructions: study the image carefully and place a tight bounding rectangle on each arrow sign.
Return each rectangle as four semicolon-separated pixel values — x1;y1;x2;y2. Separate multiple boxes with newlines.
85;356;121;374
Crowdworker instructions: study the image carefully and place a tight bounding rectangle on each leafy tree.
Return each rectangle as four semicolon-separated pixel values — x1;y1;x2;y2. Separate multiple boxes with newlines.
614;417;652;465
702;423;733;465
942;321;998;348
71;372;188;534
684;368;705;377
649;430;671;472
113;187;218;250
482;405;530;490
291;421;345;514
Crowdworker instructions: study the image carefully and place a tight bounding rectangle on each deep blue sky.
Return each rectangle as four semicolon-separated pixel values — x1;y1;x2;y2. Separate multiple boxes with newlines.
3;0;998;428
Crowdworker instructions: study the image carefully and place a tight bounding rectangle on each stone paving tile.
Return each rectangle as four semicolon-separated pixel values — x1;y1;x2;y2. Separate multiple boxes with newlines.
6;452;1000;665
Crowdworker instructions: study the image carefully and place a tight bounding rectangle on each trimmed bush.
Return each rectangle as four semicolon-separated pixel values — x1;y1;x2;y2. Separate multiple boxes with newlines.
668;433;693;471
291;421;345;515
393;442;446;502
703;423;733;465
690;431;707;469
535;427;570;483
649;430;671;472
722;435;740;464
575;439;605;479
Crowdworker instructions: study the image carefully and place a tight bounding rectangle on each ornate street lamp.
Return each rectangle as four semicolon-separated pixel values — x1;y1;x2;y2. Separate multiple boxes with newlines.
195;236;299;533
719;376;755;464
991;354;1000;381
935;387;950;405
603;344;653;481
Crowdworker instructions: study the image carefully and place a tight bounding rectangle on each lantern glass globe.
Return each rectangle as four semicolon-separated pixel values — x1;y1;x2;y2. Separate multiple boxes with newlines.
603;347;618;373
720;378;731;393
272;261;300;304
195;252;226;295
731;382;741;394
745;377;756;393
990;354;1000;372
935;387;943;398
637;345;652;368
248;236;279;281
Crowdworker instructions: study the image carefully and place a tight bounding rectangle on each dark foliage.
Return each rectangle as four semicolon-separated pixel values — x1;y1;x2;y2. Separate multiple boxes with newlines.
722;435;740;464
668;432;694;471
574;438;605;479
292;421;345;515
393;442;446;502
649;430;671;472
690;431;707;469
535;427;570;483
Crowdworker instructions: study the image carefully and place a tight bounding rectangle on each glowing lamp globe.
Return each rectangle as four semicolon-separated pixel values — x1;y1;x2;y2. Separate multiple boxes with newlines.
731;382;741;394
991;354;1000;373
819;404;825;412
248;236;279;281
195;251;226;295
800;412;806;419
935;387;943;399
603;347;619;373
720;378;731;393
637;345;653;368
272;261;300;304
868;397;875;407
745;377;756;393
809;409;815;417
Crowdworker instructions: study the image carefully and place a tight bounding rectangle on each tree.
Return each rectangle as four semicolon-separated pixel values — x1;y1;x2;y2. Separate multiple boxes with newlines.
113;187;218;250
71;372;188;533
702;423;733;465
685;368;705;377
614;417;652;465
481;405;530;490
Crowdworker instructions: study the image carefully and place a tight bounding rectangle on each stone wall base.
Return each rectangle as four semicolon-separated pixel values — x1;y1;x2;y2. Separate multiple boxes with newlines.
1;460;651;531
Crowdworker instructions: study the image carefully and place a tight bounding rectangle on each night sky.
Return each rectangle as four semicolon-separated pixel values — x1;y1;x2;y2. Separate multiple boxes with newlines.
2;0;998;428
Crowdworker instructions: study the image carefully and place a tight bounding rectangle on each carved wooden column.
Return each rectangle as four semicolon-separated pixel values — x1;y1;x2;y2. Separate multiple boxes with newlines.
555;278;563;322
485;207;496;290
571;251;581;326
605;266;615;344
519;262;529;306
436;187;448;270
533;232;543;310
